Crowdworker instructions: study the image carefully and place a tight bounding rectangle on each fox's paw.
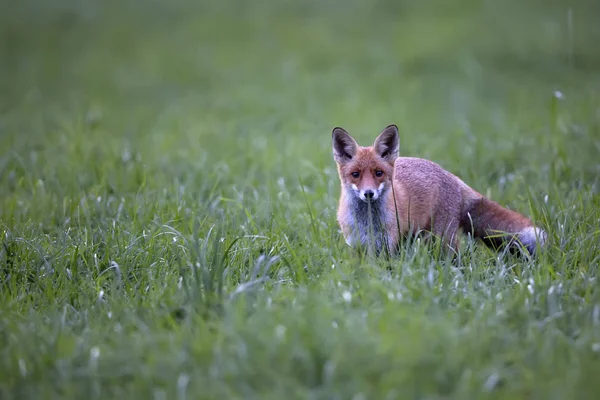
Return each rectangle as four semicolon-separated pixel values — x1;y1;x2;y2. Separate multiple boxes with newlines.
517;227;547;256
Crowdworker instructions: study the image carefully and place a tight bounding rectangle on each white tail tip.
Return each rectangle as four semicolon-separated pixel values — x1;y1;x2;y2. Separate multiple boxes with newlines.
518;227;547;255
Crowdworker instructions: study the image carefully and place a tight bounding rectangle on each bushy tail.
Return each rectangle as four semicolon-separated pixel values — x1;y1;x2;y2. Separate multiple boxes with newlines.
460;196;547;256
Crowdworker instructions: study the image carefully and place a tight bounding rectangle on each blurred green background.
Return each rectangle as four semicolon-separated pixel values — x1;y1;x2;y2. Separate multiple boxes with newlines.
2;0;599;192
1;0;599;398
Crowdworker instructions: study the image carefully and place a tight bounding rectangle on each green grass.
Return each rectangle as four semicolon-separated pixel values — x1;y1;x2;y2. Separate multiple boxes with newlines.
1;0;600;398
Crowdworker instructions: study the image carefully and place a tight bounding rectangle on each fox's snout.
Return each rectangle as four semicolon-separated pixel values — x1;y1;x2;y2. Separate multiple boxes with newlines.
351;183;385;203
363;190;375;200
359;188;378;202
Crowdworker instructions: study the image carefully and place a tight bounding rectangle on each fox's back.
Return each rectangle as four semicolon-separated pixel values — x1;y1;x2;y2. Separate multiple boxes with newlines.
391;157;476;228
393;156;467;192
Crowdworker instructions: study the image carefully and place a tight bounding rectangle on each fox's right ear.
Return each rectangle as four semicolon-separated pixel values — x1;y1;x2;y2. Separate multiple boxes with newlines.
332;127;358;164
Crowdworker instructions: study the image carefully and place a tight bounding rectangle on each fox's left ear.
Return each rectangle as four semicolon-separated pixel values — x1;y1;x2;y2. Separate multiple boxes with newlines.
373;124;399;162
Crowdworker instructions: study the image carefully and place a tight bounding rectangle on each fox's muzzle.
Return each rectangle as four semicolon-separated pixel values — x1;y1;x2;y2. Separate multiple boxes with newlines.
359;189;379;202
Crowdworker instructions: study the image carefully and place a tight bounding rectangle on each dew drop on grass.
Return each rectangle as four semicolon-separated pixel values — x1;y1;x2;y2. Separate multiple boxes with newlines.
275;325;286;339
91;348;100;358
18;359;27;376
90;347;100;368
177;373;190;398
427;269;434;286
342;291;352;303
121;149;131;163
324;360;336;381
484;372;501;391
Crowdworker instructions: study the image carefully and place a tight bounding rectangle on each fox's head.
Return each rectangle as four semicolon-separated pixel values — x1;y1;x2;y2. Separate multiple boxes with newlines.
332;124;399;202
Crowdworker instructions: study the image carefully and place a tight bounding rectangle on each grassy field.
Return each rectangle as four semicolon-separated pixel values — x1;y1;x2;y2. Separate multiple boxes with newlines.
1;0;600;398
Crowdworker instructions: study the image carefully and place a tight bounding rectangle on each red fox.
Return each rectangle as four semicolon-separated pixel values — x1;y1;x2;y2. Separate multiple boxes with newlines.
332;124;547;257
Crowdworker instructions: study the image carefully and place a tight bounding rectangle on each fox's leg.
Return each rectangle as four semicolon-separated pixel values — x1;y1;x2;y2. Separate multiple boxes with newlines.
430;216;460;255
414;211;460;256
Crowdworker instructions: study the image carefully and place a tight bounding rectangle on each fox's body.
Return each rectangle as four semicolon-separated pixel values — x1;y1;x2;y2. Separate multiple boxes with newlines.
333;125;546;256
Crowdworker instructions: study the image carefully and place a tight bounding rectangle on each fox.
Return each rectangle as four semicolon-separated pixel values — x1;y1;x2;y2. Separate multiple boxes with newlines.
332;124;547;257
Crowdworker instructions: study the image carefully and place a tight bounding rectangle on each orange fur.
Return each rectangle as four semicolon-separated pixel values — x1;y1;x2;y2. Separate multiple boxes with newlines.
332;124;547;256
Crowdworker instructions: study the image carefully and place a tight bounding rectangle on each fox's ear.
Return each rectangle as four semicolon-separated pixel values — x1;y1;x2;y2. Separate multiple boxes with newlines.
373;124;399;162
332;127;358;163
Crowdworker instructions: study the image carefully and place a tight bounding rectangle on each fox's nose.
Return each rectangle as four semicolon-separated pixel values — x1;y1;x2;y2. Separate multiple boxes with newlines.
364;190;375;199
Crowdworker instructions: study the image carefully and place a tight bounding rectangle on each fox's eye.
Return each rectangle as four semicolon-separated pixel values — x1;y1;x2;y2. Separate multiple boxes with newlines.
351;172;360;178
375;170;384;177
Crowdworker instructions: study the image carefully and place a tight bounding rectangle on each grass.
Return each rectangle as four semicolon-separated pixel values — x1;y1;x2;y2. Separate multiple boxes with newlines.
1;0;600;398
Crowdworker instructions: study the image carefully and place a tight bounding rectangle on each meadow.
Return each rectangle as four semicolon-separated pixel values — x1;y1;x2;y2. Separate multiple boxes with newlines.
1;0;599;398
